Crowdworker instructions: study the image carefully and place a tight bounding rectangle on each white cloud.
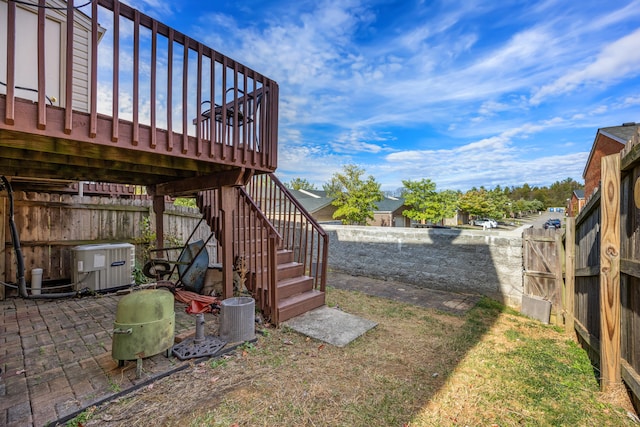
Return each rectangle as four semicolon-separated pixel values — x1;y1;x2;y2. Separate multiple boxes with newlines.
531;28;640;105
587;0;640;31
120;0;175;19
90;0;640;192
328;129;394;154
377;118;592;191
381;142;589;192
622;96;640;107
478;100;511;116
277;142;348;186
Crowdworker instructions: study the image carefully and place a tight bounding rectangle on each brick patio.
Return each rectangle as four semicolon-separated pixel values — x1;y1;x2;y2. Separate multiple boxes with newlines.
0;272;480;426
0;290;217;427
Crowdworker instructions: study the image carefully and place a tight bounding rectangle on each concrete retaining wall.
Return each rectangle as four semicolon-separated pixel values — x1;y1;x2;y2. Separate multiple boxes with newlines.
323;225;524;307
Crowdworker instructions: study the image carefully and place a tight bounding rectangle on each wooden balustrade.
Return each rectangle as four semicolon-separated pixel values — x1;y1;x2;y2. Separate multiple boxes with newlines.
0;0;278;187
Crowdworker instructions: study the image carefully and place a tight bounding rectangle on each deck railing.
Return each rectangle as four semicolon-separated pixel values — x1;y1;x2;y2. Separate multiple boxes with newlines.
1;0;278;172
196;174;328;324
247;173;329;293
235;186;281;322
196;186;282;322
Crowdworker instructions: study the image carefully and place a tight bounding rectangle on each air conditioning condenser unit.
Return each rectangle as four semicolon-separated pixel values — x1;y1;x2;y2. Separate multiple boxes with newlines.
71;243;135;291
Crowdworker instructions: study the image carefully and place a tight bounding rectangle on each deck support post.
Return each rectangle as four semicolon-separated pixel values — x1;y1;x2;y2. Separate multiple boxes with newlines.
153;195;165;250
219;186;235;299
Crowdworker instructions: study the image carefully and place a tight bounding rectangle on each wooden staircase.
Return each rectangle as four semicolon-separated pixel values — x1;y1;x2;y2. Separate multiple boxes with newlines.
276;249;325;321
196;174;328;325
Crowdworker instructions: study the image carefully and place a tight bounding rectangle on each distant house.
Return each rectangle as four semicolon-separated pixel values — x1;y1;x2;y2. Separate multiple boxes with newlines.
289;188;471;227
288;189;336;222
567;189;585;217
443;210;470;227
583;122;639;200
289;189;412;226
369;197;411;227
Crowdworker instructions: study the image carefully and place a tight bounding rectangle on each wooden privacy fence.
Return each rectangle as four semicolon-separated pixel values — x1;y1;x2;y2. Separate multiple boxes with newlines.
0;191;213;299
522;143;640;402
522;227;564;324
568;149;640;400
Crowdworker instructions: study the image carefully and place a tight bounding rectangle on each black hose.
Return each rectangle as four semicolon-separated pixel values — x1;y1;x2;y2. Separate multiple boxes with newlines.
1;176;80;299
0;281;78;298
26;291;78;299
1;176;28;298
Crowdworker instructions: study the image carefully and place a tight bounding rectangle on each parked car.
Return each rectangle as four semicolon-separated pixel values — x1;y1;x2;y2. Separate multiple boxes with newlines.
473;218;498;228
544;218;562;229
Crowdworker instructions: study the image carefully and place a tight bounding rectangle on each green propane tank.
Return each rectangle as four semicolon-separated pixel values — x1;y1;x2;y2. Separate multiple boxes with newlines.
112;289;175;365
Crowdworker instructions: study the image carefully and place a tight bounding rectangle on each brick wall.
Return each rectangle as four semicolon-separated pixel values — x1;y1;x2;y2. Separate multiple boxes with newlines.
584;135;624;199
568;194;584;217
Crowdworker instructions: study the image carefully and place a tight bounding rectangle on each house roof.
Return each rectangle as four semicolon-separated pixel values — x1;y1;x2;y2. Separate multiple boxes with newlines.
288;189;333;213
599;123;640;143
582;122;639;178
573;189;585;199
287;188;407;214
375;197;408;213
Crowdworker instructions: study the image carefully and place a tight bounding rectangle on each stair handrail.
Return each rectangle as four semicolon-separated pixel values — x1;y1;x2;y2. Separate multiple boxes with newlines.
268;174;329;241
236;187;282;323
198;177;327;325
248;173;329;292
237;186;282;241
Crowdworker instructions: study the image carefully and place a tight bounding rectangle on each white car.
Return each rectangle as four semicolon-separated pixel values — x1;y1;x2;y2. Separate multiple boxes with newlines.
473;218;498;228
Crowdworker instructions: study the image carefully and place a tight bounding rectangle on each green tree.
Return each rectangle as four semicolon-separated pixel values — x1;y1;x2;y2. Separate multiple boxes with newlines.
323;164;383;225
286;177;317;191
459;189;491;218
488;187;511;219
511;198;544;215
505;178;582;210
173;197;197;208
459;188;507;219
401;179;459;224
546;177;583;207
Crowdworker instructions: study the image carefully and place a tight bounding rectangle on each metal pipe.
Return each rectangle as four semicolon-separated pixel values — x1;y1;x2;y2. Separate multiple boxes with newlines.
1;176;79;299
194;313;205;344
1;176;27;298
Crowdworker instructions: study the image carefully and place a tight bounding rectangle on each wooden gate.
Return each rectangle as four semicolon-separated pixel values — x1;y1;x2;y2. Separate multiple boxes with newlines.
522;227;564;324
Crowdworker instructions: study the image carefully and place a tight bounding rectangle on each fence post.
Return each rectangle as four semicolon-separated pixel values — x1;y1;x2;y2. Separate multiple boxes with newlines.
564;216;575;333
600;153;621;392
554;231;564;326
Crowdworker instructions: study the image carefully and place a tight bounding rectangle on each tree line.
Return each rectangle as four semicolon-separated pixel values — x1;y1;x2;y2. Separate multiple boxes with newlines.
286;165;583;225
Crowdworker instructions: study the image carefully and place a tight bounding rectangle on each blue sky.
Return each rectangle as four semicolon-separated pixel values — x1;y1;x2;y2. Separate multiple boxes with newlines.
121;0;640;192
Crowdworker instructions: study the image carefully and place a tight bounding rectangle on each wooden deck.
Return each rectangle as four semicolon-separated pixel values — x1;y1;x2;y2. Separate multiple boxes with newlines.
0;0;279;195
0;0;327;326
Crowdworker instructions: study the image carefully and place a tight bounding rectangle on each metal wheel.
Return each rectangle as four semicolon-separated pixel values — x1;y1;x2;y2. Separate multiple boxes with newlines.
142;260;172;279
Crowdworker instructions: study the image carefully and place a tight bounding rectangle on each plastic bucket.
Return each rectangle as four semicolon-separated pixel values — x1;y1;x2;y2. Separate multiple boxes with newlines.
31;268;43;295
219;297;255;343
